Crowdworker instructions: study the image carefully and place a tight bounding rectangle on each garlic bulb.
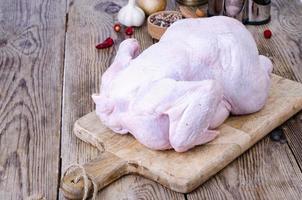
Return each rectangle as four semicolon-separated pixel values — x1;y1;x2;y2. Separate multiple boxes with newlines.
118;0;145;27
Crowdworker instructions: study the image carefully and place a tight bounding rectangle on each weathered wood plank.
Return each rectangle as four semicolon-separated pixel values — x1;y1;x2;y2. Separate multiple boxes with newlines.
187;0;302;199
282;113;302;170
0;0;66;199
60;0;184;199
187;137;302;200
98;175;184;200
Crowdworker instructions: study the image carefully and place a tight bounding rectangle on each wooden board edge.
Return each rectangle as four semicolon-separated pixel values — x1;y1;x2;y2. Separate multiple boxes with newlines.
74;118;107;152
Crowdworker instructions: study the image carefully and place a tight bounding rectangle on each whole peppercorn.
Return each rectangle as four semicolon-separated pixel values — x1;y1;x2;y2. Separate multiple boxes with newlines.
114;23;121;32
264;29;272;39
125;27;134;36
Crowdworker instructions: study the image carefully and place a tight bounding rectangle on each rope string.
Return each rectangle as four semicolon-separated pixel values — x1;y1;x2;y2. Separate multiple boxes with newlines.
61;164;99;200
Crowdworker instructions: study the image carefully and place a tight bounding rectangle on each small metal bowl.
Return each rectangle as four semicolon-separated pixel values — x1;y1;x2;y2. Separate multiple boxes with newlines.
147;11;182;40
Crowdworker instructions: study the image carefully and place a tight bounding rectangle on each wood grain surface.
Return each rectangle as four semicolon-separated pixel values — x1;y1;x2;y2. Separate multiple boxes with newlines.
0;0;66;199
0;0;301;199
187;136;302;200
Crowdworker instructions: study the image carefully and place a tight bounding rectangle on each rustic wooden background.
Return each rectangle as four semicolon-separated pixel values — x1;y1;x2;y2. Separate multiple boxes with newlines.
0;0;302;199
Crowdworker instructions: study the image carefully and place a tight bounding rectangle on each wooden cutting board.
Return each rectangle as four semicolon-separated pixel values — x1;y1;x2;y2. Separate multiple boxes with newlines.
61;75;302;199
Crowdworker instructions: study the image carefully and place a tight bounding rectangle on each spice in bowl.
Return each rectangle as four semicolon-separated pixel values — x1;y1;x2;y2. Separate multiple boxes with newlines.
149;12;182;28
147;11;182;40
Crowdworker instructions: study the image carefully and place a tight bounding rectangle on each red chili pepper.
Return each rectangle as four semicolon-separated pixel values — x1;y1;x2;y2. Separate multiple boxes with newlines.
96;37;114;49
125;27;134;36
264;29;272;39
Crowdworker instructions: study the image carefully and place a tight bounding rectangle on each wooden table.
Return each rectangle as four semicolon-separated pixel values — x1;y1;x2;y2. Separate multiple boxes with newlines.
0;0;302;199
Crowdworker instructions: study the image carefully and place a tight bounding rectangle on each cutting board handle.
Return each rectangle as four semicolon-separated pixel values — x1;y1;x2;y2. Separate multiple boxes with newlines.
61;151;128;199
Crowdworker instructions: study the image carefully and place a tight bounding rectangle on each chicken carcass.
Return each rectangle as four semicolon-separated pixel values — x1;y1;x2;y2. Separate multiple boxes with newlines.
93;16;272;152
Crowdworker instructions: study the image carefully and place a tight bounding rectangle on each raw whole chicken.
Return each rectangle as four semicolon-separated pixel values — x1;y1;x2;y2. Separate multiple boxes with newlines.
93;16;272;152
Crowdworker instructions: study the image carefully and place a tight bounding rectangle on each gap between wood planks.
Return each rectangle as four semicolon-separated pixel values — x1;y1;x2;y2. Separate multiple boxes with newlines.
57;11;69;200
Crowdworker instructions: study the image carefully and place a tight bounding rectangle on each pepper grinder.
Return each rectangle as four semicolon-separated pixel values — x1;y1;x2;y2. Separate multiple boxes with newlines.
246;0;271;25
208;0;271;25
